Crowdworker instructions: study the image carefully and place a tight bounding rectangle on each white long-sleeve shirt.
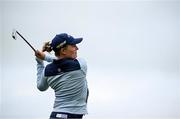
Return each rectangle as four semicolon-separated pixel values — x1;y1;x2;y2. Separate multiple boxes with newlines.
36;55;88;114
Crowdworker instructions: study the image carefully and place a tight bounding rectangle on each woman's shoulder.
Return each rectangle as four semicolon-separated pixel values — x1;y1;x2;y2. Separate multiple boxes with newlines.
76;57;87;65
76;57;87;74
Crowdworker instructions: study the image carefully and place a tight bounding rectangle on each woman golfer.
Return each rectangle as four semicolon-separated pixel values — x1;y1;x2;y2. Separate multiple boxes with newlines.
35;33;88;119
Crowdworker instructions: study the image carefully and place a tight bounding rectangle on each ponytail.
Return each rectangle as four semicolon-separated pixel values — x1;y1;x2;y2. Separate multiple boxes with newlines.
42;41;52;52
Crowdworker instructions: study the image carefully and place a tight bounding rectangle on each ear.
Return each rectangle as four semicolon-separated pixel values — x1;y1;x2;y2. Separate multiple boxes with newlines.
60;48;66;55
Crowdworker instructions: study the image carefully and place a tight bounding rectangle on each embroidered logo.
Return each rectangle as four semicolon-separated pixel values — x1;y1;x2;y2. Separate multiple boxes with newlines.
56;40;66;49
57;68;61;72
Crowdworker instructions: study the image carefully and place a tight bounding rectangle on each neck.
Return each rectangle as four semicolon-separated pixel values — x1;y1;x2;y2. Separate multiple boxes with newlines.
57;55;65;59
57;54;72;59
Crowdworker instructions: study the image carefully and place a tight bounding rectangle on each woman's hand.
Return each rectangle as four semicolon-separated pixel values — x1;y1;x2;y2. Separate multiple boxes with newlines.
35;50;45;60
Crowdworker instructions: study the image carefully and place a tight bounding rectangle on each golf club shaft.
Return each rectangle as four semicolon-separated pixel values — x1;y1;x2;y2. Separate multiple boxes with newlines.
16;31;36;52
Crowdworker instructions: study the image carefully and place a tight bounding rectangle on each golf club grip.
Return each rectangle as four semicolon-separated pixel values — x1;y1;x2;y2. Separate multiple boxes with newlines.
16;31;36;52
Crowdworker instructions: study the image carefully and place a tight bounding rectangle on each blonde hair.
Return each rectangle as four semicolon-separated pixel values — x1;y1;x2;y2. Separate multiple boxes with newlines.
42;41;68;57
42;41;52;52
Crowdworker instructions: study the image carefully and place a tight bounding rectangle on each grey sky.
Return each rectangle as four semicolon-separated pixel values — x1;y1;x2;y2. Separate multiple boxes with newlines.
0;1;180;119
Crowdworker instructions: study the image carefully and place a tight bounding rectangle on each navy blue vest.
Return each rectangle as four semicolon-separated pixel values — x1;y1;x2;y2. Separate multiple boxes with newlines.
45;58;81;76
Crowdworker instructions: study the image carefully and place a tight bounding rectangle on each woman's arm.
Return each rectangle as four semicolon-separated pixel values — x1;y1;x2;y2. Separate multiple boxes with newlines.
35;50;54;62
35;50;56;91
36;57;49;91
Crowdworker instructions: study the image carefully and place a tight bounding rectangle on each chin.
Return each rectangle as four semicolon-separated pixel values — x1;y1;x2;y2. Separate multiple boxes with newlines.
69;55;76;59
73;56;77;59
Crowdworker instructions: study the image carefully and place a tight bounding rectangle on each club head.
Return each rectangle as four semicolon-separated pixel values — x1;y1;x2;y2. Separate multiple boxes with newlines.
12;29;17;40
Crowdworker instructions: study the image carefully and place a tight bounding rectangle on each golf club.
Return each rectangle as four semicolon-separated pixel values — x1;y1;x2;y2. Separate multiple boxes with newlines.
12;29;36;52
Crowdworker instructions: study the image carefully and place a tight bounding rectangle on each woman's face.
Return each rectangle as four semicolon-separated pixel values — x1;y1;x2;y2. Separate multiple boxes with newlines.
62;44;79;59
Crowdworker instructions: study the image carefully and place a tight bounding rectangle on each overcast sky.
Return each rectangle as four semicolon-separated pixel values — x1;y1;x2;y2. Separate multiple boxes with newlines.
0;1;180;119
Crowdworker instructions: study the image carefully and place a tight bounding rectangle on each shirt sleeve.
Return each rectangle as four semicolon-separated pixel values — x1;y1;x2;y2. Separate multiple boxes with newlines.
44;53;55;62
35;54;55;91
36;57;49;91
